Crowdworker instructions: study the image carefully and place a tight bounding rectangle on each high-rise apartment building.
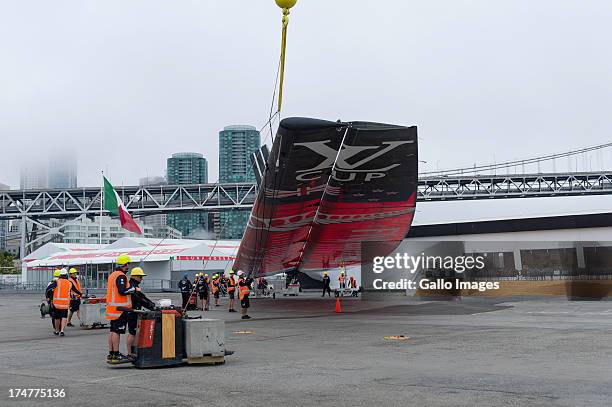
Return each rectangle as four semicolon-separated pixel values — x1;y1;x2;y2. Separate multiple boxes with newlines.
48;159;77;188
166;153;208;237
218;125;261;239
20;164;47;189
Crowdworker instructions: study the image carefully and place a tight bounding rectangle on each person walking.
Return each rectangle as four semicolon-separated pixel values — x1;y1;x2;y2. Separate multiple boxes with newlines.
43;269;61;321
49;269;81;336
67;268;82;327
196;273;210;311
322;272;332;297
204;274;212;310
212;274;221;307
237;270;253;320
226;270;237;312
339;272;346;289
178;273;192;309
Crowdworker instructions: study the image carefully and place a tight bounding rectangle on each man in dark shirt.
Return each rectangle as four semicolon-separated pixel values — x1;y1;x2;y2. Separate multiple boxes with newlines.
126;267;156;358
178;273;192;309
322;272;332;297
196;273;210;311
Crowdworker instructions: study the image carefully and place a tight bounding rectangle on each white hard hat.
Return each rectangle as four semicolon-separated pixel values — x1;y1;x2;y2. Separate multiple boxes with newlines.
237;270;244;276
59;268;68;276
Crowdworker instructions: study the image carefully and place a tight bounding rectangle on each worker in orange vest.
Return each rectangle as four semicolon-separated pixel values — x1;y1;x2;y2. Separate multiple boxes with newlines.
226;270;237;312
126;267;156;359
44;269;61;324
339;272;346;289
106;253;139;364
237;270;253;320
67;268;82;327
49;268;81;336
212;274;221;307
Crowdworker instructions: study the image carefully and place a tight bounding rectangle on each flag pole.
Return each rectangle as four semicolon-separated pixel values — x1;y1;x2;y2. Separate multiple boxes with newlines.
100;171;103;245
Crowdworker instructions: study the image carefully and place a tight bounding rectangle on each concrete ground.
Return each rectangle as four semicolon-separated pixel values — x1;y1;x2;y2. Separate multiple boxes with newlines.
1;292;612;407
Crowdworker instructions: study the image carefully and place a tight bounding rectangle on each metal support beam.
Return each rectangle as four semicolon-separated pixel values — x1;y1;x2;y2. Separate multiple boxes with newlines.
3;172;612;258
417;172;612;201
2;173;612;221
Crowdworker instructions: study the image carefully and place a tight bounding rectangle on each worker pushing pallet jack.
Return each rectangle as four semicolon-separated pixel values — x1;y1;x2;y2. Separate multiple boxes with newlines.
106;254;233;368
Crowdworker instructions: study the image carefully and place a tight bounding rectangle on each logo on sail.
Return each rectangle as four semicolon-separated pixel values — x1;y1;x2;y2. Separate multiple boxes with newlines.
294;140;412;182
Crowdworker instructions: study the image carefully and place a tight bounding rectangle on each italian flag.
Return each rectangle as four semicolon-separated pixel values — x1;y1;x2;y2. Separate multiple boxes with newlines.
103;176;142;235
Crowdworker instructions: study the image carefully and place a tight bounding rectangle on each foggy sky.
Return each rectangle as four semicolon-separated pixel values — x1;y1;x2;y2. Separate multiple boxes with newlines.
1;0;612;221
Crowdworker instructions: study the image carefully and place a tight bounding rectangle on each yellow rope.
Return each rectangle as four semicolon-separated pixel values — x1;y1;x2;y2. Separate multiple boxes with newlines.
277;7;290;113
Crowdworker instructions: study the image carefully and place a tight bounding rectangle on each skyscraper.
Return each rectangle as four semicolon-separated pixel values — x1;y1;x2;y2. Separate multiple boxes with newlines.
20;164;47;189
166;153;208;236
218;125;261;239
48;159;77;188
20;156;77;190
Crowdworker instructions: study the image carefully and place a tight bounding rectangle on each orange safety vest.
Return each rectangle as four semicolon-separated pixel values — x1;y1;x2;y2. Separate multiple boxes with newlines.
239;278;250;300
227;276;236;293
52;278;72;310
339;275;345;283
212;279;219;293
69;277;81;298
105;270;132;320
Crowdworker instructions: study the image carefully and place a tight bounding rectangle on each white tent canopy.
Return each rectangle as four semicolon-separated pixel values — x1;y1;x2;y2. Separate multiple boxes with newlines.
25;237;240;269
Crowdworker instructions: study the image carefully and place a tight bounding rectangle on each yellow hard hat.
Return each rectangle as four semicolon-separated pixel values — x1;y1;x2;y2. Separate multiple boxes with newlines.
69;267;78;274
213;274;218;278
229;270;235;274
117;253;131;265
53;269;61;277
323;272;328;276
130;267;146;277
204;274;209;277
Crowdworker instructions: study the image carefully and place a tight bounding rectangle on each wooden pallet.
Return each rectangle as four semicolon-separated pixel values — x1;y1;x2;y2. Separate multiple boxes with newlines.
186;355;225;365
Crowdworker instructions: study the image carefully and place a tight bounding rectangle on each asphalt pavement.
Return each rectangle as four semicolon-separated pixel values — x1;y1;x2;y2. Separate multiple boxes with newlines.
1;291;612;406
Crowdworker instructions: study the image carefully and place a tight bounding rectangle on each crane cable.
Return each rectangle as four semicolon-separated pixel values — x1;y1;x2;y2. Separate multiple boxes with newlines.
275;0;297;113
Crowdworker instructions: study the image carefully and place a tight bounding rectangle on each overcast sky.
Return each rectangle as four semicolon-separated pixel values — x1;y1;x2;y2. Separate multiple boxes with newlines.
1;0;612;219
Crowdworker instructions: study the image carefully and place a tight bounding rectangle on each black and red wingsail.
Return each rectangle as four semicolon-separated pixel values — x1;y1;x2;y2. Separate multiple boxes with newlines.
233;117;418;277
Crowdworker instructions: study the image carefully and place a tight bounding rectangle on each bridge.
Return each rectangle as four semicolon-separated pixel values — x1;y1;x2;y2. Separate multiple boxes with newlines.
2;172;612;256
2;172;612;220
0;182;257;220
418;171;612;201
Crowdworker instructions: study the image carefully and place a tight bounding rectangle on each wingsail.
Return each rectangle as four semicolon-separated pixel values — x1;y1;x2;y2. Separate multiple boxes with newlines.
233;117;418;276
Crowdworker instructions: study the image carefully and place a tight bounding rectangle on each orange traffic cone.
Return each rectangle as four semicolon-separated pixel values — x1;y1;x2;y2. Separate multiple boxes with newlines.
335;297;341;313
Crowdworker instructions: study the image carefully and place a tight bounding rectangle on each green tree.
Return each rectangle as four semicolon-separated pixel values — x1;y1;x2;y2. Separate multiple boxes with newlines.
0;252;17;274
